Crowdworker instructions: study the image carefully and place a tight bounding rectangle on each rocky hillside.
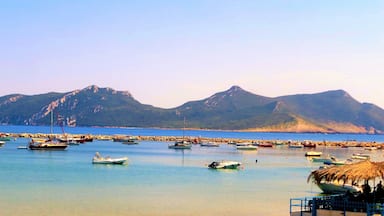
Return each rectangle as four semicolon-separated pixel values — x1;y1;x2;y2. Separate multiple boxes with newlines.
0;85;383;134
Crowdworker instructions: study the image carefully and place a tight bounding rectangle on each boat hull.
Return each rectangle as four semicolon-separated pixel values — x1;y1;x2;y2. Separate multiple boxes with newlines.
317;182;362;194
92;158;128;165
208;161;241;169
29;144;68;150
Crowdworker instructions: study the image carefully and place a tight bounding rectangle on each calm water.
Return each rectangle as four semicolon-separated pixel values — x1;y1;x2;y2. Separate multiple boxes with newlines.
1;126;384;216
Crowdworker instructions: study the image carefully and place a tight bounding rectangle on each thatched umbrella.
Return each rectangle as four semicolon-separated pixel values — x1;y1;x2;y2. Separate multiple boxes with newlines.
308;160;384;184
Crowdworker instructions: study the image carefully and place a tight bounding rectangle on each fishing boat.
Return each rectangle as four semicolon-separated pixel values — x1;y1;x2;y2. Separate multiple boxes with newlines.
316;181;362;194
92;152;128;165
28;110;68;150
208;160;241;169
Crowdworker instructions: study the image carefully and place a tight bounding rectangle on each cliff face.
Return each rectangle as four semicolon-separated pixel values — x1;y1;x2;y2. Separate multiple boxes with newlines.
0;85;383;134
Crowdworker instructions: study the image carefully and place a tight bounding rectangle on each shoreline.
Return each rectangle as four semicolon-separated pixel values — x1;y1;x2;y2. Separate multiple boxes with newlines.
3;132;383;148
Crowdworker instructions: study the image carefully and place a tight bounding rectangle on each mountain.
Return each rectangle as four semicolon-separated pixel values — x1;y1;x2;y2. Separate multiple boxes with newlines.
0;85;384;134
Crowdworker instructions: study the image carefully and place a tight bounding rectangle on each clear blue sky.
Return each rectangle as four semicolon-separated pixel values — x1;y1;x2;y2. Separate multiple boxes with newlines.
1;0;383;108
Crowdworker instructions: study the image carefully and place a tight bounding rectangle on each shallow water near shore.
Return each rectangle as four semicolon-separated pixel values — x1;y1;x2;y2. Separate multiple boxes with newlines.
1;126;384;215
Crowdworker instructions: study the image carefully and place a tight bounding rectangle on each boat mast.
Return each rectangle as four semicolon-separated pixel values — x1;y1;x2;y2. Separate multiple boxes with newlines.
183;116;186;140
50;110;53;135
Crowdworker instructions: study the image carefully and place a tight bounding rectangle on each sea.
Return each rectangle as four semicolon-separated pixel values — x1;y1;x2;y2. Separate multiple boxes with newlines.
1;125;384;216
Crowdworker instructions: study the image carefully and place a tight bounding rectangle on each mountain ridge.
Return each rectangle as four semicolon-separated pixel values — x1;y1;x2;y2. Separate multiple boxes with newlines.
1;85;383;134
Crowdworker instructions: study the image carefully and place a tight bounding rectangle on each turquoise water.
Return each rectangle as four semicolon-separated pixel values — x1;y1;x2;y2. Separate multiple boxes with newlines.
1;126;384;215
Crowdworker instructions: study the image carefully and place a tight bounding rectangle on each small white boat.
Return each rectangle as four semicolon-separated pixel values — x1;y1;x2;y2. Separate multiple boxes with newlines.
351;153;370;160
305;151;323;157
200;142;219;147
92;152;128;165
208;160;241;169
17;146;28;149
0;141;5;147
236;144;258;150
317;182;362;194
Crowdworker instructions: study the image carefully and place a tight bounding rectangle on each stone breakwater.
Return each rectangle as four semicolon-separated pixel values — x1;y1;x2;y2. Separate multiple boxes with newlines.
2;132;383;148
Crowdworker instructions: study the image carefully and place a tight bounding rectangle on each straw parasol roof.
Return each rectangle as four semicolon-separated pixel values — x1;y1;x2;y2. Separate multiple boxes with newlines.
308;160;384;184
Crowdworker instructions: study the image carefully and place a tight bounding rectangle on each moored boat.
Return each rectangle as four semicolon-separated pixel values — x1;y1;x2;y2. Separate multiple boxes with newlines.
288;142;303;148
208;160;241;169
28;138;68;150
112;135;138;144
258;142;273;147
168;140;192;149
316;181;362;194
351;153;370;160
305;151;323;157
302;140;316;148
236;144;258;150
200;142;219;147
92;152;128;165
0;141;5;147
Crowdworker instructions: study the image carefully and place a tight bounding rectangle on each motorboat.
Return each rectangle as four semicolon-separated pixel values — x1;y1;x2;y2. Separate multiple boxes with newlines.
311;156;333;164
364;146;377;151
0;141;4;147
236;144;258;150
302;140;316;148
92;152;128;165
323;156;352;166
208;160;241;169
200;142;219;147
305;151;323;157
288;143;304;148
258;142;273;147
316;181;362;194
113;135;139;144
351;153;370;160
168;140;192;149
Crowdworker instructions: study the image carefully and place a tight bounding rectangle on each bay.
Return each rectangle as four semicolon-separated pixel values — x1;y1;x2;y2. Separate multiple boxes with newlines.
0;125;384;216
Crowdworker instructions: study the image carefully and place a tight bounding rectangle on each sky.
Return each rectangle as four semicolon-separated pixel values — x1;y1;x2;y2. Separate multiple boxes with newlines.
1;0;383;108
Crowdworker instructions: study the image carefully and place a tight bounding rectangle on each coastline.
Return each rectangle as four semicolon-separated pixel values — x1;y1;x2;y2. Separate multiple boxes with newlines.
3;132;383;148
